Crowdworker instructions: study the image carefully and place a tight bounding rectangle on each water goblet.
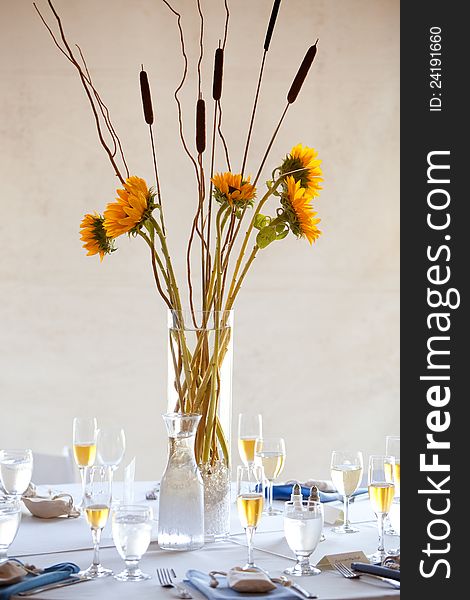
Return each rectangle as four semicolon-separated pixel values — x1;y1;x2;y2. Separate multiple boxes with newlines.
236;465;265;570
238;414;262;467
0;497;21;565
368;455;396;564
284;500;323;576
112;505;152;581
80;465;113;579
330;450;363;533
254;437;286;515
0;449;33;497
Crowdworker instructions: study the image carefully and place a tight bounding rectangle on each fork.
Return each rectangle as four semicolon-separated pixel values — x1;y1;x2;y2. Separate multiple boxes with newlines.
156;567;193;598
334;562;400;589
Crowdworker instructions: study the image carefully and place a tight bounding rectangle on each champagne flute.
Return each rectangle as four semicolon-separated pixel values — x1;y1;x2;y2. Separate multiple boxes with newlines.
0;449;33;497
284;500;323;576
330;450;363;533
255;437;286;516
73;417;97;507
238;414;262;467
80;466;113;579
368;455;395;564
0;497;21;565
236;465;265;570
384;435;400;544
97;427;126;501
112;505;152;581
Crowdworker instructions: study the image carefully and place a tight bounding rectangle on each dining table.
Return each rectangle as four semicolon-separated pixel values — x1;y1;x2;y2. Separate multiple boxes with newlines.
8;482;400;600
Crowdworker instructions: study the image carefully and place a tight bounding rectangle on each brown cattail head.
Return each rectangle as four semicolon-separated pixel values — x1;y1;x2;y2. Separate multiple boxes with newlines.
139;69;154;125
212;48;224;101
196;98;206;154
264;0;282;52
287;40;318;104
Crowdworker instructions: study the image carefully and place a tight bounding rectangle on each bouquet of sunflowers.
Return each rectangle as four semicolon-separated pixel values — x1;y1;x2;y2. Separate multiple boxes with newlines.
36;0;323;473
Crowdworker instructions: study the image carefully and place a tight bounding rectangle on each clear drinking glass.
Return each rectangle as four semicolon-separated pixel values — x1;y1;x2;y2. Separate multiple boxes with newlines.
97;427;125;501
238;414;262;467
0;449;33;497
284;500;323;576
255;437;286;516
112;505;152;581
330;450;363;533
73;417;97;507
384;435;400;537
0;497;21;565
236;465;265;570
80;466;113;579
368;455;395;564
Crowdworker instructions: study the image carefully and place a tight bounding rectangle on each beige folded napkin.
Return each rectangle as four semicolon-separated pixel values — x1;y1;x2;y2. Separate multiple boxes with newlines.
209;568;276;593
22;493;80;519
0;561;27;586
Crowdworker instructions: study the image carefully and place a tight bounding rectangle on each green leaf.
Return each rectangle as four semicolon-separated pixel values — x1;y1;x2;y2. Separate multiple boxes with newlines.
256;226;277;248
254;213;271;230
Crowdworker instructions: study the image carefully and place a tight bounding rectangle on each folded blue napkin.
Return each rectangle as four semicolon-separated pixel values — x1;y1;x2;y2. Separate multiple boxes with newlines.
185;570;297;600
0;562;80;600
351;562;400;581
272;485;368;503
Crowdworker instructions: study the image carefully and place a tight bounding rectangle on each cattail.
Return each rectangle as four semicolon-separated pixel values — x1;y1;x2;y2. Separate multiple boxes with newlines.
287;40;318;104
264;0;282;51
212;48;224;101
196;98;206;154
139;69;154;125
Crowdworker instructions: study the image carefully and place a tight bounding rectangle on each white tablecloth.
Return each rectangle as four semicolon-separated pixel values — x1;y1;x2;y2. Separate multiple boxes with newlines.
9;482;399;600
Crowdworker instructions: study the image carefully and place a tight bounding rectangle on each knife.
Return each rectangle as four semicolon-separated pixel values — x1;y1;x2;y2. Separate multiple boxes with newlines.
17;576;90;596
288;581;318;599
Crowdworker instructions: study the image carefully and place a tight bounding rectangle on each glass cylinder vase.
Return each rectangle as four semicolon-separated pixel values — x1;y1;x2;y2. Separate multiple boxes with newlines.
168;309;233;541
158;413;204;550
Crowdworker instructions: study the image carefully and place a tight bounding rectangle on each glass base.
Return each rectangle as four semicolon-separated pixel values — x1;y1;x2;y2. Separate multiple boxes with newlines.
285;564;321;577
386;547;400;556
114;568;151;582
80;564;113;579
384;525;399;536
332;524;359;534
263;507;283;516
368;550;387;565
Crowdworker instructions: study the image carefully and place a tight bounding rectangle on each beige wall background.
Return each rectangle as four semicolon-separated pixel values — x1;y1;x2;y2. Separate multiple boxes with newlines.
0;0;399;482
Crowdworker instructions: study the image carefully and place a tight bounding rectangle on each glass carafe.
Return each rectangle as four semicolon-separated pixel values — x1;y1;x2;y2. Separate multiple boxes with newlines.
157;413;204;550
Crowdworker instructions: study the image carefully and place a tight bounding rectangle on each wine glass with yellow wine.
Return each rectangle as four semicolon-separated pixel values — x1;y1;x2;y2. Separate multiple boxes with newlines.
384;436;400;539
330;450;363;533
73;417;97;507
255;437;286;516
236;465;265;570
238;414;262;468
80;465;113;579
368;455;395;564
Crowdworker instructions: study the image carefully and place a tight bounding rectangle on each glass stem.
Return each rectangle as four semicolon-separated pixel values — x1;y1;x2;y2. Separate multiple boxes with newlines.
245;526;255;567
378;513;385;553
344;495;350;528
0;549;8;565
92;528;102;567
268;480;274;513
125;559;138;576
79;467;86;502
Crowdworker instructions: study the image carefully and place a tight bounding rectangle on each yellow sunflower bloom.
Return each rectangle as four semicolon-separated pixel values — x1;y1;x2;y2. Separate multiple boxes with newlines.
104;176;151;238
80;212;114;261
280;144;323;198
212;172;256;208
282;176;321;244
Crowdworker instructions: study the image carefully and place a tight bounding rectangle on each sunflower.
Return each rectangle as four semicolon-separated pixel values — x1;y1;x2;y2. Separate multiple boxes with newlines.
212;172;256;208
281;176;321;244
280;144;323;198
80;213;115;261
104;176;153;238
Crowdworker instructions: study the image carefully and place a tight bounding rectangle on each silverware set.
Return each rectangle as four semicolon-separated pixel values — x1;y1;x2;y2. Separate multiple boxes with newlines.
334;562;400;589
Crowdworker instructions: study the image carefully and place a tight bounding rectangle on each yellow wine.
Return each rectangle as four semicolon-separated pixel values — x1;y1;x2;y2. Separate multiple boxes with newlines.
237;494;263;528
73;443;96;467
384;461;400;496
368;483;395;514
238;438;256;466
85;504;110;529
331;466;362;497
256;452;285;480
